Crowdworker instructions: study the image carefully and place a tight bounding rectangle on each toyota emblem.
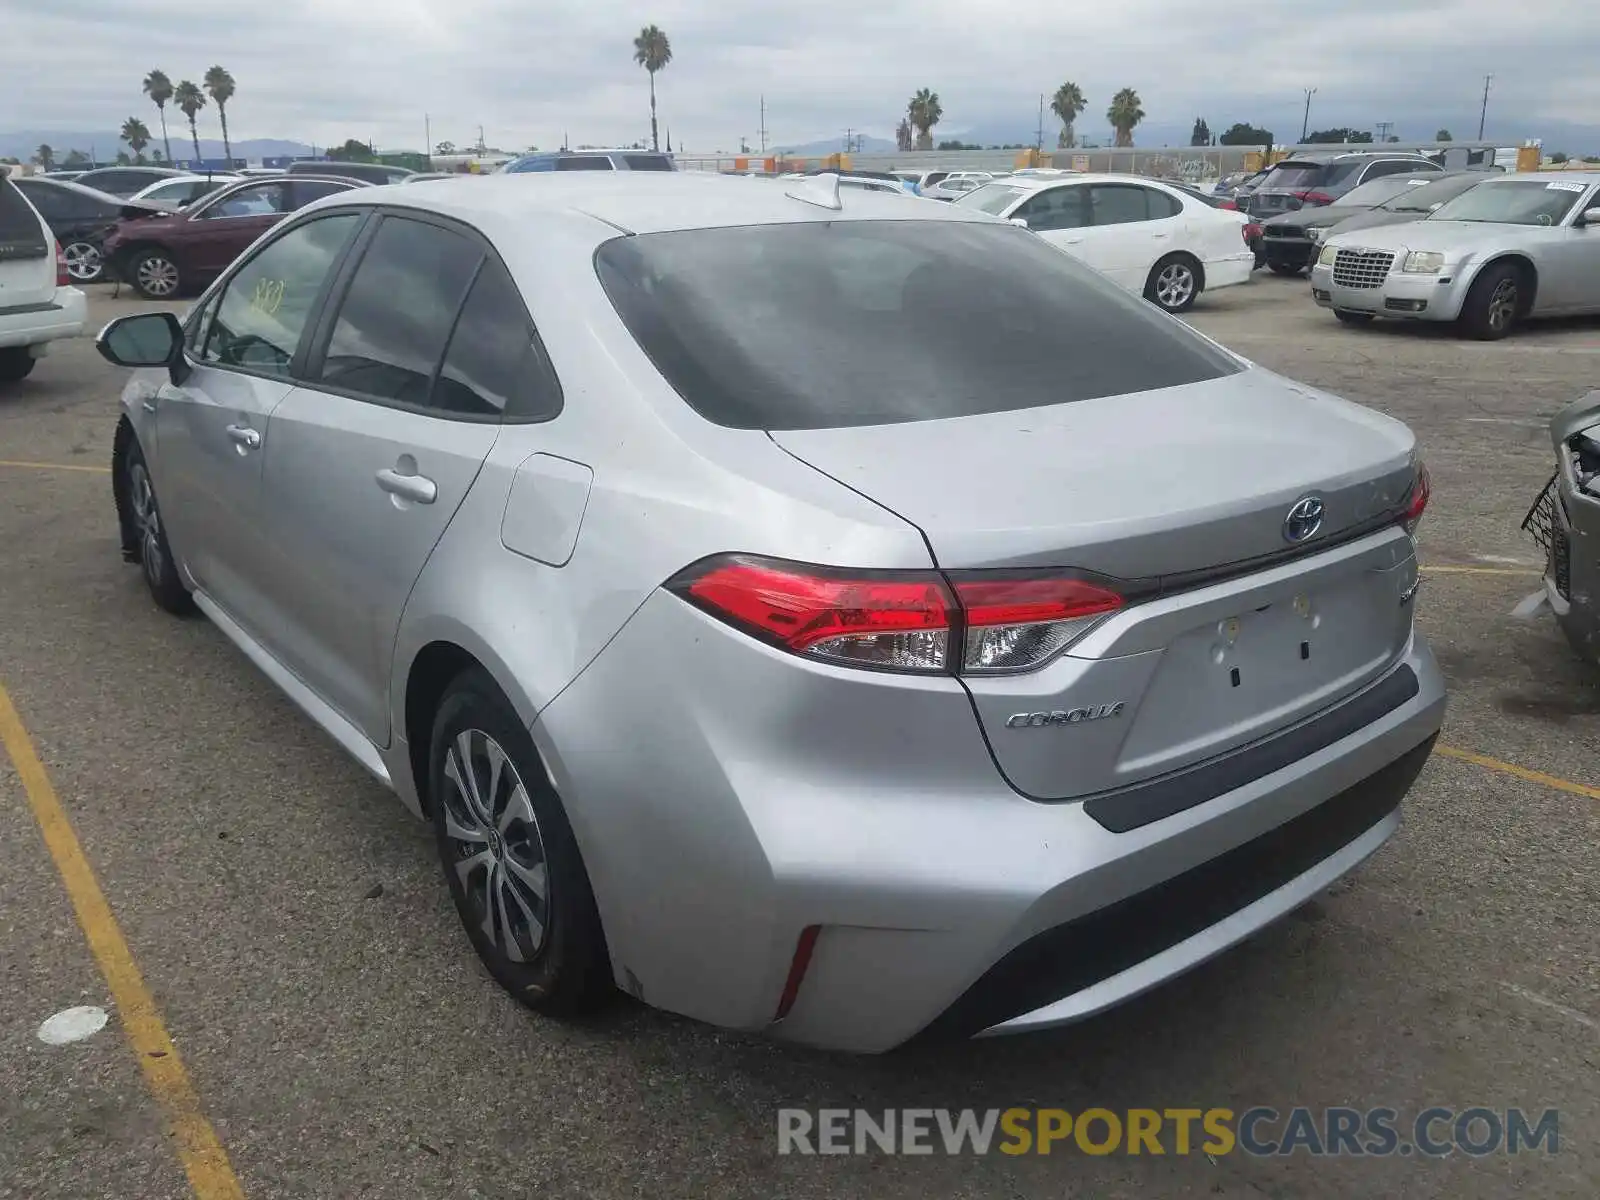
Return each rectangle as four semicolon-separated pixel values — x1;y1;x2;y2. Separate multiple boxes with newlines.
1283;495;1325;544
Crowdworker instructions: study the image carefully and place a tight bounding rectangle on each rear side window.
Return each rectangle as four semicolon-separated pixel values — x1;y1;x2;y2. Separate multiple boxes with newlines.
1090;184;1159;225
556;156;615;171
0;180;48;259
595;221;1240;430
622;155;674;171
433;256;562;420
287;180;352;210
314;216;481;406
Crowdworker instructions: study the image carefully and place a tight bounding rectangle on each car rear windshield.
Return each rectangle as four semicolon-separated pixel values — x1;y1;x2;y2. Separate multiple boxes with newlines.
594;220;1241;430
0;180;48;258
1263;161;1359;190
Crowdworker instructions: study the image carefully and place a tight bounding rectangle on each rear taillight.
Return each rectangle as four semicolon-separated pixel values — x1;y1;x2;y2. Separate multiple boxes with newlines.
670;554;1123;675
1218;199;1238;210
953;576;1123;673
1295;190;1335;206
1243;222;1262;239
1401;462;1431;534
55;242;68;287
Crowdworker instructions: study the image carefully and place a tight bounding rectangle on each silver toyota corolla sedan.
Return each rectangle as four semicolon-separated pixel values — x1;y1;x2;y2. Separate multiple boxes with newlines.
1311;171;1600;338
95;172;1446;1053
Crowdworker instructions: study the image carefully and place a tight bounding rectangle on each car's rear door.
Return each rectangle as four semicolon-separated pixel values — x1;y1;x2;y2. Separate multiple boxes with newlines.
254;211;507;743
184;182;290;276
0;179;55;314
153;211;365;638
1077;183;1177;289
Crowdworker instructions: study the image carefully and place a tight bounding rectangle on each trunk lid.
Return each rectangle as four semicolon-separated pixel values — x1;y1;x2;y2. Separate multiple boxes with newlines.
772;368;1422;802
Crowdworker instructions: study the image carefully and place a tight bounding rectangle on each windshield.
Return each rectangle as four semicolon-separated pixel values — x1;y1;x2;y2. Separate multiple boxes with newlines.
954;184;1028;215
1337;177;1430;208
1427;179;1590;226
594;221;1239;430
1381;174;1484;212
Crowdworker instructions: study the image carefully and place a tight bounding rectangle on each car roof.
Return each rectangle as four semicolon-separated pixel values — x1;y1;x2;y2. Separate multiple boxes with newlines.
975;172;1176;193
1489;170;1600;183
317;171;995;236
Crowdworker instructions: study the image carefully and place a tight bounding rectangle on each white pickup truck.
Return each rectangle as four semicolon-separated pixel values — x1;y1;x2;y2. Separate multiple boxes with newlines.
0;171;87;383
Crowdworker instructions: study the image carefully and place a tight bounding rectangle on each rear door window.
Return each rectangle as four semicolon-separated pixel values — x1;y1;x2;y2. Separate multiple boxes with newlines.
556;156;615;171
433;256;562;420
203;183;288;218
622;155;674;171
594;220;1240;430
1089;184;1156;225
312;216;481;406
287;179;353;210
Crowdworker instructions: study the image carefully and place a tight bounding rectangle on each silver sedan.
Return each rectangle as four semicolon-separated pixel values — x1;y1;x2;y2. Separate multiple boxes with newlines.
93;172;1444;1052
1311;171;1600;338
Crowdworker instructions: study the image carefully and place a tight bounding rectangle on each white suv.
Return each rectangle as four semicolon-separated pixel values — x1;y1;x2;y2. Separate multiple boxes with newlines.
0;174;88;383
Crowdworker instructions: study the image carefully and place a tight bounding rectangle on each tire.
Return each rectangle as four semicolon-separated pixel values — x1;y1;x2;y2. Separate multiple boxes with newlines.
1267;261;1305;277
1334;310;1375;326
1144;253;1201;314
116;433;194;614
429;668;611;1017
62;240;105;284
0;347;36;382
1458;261;1524;341
127;247;181;300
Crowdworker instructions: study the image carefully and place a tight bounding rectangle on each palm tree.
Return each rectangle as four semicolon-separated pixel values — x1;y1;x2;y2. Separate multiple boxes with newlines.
174;80;206;163
907;88;943;150
34;143;54;170
203;66;237;165
1050;82;1087;149
632;25;672;152
1107;87;1145;147
142;70;174;164
120;117;152;164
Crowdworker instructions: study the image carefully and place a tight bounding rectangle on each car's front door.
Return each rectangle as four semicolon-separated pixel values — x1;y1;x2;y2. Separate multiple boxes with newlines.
1014;183;1093;260
182;182;290;277
152;211;364;638
255;213;510;743
1537;183;1600;312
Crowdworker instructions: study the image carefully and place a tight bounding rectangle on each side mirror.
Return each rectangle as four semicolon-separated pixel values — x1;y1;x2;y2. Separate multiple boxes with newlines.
1010;217;1032;230
1578;207;1600;228
95;311;189;383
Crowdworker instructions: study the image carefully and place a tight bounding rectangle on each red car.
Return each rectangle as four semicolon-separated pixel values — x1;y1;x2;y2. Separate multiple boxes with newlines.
104;174;367;298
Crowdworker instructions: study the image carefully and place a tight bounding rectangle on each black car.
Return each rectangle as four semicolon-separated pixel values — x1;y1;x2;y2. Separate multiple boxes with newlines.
1257;172;1445;275
73;166;188;198
1243;153;1443;220
9;175;126;282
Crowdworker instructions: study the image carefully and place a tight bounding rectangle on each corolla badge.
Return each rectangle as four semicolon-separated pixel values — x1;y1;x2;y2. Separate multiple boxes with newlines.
1005;703;1126;729
1283;495;1325;544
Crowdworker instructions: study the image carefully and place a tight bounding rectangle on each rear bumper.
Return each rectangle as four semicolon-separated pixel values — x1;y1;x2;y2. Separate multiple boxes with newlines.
0;287;87;350
1204;251;1255;292
538;587;1446;1053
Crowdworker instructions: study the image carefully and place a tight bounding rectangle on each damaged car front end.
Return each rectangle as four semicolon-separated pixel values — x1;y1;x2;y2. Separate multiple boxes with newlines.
1522;390;1600;664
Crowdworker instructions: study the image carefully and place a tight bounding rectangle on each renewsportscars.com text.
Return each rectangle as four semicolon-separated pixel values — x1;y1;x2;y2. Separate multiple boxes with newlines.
777;1107;1559;1157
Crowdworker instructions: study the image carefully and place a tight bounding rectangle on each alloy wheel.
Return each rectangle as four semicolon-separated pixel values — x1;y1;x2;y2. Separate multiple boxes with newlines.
126;462;166;591
1487;277;1518;333
63;242;102;281
136;255;179;297
1155;262;1195;310
441;729;550;963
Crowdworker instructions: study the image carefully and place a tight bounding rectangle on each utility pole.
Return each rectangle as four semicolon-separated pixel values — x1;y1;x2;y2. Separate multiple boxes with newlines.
759;95;767;154
1478;74;1492;139
844;127;854;154
1300;87;1317;142
1375;120;1393;143
1036;93;1044;152
425;113;431;166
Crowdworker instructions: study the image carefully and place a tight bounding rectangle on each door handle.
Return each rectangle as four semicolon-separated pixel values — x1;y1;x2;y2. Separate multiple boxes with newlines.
225;423;261;449
375;468;437;505
1064;236;1084;244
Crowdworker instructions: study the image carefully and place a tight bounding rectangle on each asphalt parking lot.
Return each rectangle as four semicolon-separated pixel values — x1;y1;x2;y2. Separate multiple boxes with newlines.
1;278;1597;1200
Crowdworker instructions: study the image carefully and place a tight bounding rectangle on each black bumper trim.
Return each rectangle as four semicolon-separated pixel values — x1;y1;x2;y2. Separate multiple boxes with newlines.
907;733;1435;1045
1082;664;1420;833
0;299;63;318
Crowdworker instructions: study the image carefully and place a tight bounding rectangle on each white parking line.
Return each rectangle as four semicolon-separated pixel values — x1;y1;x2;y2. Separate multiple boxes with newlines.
1500;982;1599;1033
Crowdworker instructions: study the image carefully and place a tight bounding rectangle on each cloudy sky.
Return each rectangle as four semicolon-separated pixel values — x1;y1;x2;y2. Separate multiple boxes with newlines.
3;0;1594;153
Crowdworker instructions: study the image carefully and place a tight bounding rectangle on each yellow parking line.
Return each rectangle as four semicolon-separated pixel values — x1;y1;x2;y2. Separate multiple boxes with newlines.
0;682;246;1200
1436;743;1600;802
0;459;111;475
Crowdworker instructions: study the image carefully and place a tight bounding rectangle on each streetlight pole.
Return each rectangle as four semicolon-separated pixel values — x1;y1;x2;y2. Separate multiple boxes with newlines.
1300;87;1317;143
1478;75;1492;140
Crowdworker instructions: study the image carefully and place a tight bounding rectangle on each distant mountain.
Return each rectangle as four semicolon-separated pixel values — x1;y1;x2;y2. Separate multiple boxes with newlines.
772;134;899;156
0;130;315;164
